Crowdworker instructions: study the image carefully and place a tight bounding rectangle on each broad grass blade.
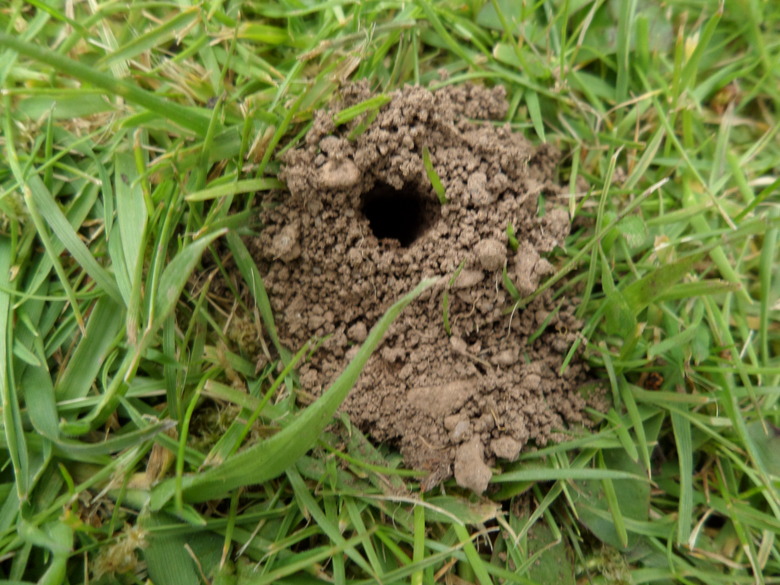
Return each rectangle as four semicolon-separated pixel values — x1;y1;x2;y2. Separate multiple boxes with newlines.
115;151;148;300
152;278;435;506
151;229;227;331
55;298;123;401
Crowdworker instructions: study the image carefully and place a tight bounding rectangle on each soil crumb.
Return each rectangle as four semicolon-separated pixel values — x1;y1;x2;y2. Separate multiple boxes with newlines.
251;81;599;493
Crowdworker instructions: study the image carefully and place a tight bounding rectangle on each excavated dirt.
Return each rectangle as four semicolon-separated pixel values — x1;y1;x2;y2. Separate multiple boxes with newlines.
250;81;599;493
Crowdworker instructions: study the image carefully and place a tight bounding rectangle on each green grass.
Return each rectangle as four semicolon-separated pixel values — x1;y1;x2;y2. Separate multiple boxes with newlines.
1;0;780;583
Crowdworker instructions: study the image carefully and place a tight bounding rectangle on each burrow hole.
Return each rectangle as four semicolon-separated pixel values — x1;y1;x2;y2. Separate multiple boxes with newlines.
360;181;440;247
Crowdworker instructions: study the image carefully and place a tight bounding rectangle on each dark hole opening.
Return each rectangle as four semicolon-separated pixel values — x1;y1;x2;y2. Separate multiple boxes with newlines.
703;514;727;530
361;181;436;247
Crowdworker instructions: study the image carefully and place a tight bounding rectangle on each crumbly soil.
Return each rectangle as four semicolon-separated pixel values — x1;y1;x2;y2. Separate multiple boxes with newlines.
250;81;600;493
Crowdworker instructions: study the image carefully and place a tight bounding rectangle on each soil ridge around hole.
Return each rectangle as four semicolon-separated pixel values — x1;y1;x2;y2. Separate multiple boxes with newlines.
252;81;604;493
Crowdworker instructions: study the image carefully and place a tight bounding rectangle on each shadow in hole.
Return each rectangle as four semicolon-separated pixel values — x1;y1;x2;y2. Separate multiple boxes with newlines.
361;181;437;247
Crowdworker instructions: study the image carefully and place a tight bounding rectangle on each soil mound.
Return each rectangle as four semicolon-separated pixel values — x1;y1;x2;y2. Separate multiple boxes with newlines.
252;81;596;493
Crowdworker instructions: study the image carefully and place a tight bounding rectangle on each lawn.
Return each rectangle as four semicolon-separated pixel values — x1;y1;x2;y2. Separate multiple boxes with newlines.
1;0;779;584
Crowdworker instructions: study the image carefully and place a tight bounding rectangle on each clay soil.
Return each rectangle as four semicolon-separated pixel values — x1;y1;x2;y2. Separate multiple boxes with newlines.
250;81;599;493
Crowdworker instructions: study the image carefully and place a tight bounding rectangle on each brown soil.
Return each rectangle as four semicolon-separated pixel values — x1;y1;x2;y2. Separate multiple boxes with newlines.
250;81;599;493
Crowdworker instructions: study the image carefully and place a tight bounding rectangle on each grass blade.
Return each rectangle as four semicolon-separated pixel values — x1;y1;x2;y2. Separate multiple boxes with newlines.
333;95;392;126
453;523;493;585
151;229;227;331
115;151;148;297
0;237;32;501
226;232;290;364
671;411;693;546
21;355;59;441
615;0;637;103
422;145;448;204
492;468;644;483
55;420;175;458
185;178;284;202
97;8;200;67
525;90;545;141
54;298;123;401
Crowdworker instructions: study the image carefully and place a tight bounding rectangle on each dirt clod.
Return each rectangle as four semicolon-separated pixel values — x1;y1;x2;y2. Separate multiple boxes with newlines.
252;81;600;493
455;436;493;494
474;238;506;271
